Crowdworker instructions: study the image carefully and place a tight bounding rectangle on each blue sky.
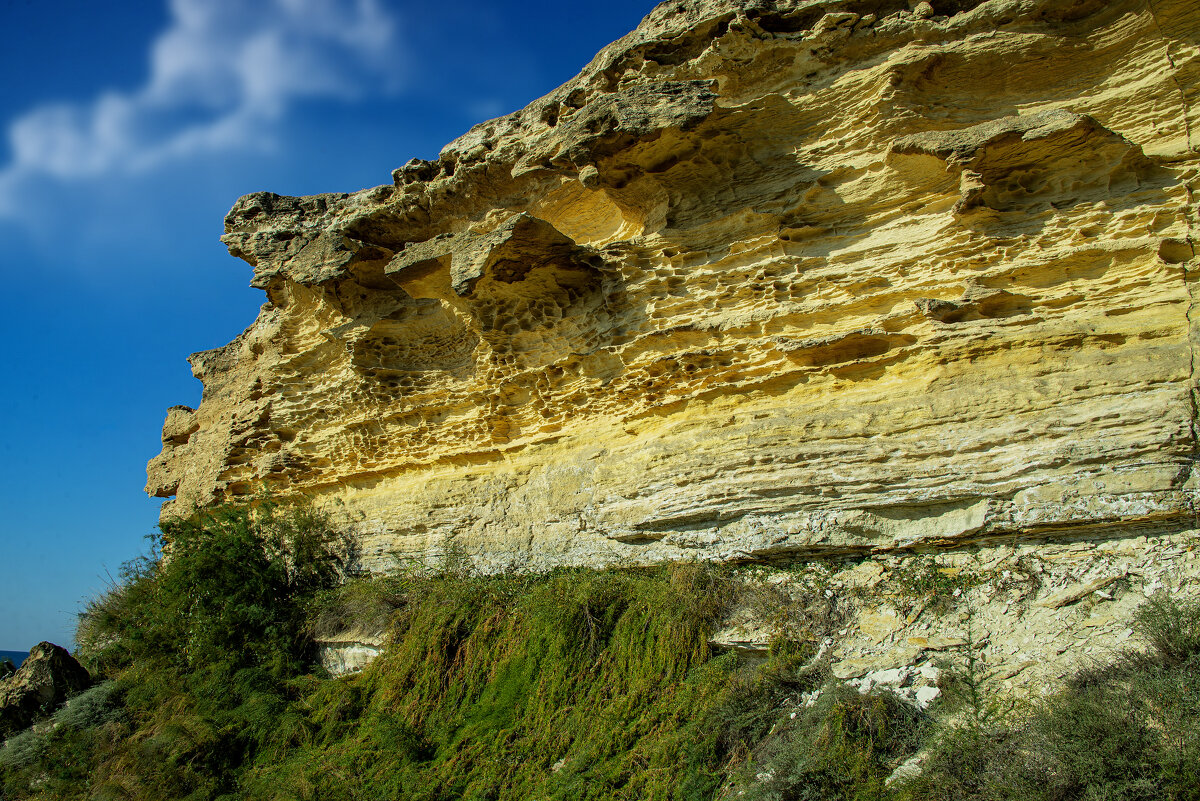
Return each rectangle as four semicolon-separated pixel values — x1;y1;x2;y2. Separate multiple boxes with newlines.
0;0;655;651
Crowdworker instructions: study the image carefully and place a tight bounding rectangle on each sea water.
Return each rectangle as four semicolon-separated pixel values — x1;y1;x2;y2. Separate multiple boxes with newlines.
0;650;29;668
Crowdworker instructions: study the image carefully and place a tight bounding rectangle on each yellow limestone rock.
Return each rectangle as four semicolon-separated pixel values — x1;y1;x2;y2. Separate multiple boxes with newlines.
148;0;1200;573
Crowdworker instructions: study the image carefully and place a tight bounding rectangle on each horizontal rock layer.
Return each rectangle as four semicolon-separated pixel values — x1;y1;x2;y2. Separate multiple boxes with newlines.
713;526;1200;706
148;0;1200;572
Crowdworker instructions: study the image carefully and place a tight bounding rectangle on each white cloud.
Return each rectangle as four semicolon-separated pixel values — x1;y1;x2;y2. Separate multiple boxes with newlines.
0;0;403;217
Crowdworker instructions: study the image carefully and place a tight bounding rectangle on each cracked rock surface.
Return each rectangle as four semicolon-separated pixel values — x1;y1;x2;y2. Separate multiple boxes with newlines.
149;0;1200;574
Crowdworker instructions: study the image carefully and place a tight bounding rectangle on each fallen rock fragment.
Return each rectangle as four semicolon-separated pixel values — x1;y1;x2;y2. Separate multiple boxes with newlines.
0;642;91;740
1036;574;1126;609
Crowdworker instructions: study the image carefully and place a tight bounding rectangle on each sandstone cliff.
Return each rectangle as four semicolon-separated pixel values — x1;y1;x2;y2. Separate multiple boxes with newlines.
149;0;1199;578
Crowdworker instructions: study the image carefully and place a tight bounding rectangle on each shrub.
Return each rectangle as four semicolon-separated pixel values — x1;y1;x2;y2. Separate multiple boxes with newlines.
78;501;350;679
729;685;926;801
903;593;1200;801
240;563;740;801
1131;592;1200;668
893;557;980;613
306;572;408;643
2;502;353;801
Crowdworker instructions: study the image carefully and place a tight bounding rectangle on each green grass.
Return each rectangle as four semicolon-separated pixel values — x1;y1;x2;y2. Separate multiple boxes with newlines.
241;562;747;800
4;502;1199;801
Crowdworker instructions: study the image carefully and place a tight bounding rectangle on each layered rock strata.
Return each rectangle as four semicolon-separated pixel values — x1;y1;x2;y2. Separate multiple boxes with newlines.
149;0;1200;574
712;527;1200;709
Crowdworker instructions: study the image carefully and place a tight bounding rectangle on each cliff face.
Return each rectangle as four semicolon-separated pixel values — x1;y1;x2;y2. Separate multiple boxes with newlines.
149;0;1199;573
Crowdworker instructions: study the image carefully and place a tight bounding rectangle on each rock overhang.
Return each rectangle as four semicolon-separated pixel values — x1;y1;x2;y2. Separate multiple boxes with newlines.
148;0;1199;571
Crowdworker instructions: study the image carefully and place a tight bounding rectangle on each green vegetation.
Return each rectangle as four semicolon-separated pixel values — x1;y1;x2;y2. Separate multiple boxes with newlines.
892;557;982;613
726;682;925;801
902;593;1200;801
242;559;740;800
3;502;351;800
2;503;1199;801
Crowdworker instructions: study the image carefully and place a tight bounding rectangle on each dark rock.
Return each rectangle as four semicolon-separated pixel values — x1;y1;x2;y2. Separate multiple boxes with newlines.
0;642;92;740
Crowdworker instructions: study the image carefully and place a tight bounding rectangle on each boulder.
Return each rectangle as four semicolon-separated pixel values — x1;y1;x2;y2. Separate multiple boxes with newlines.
0;642;91;739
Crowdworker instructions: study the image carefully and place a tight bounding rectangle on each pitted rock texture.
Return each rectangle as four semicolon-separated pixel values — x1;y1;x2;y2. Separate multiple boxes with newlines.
149;0;1200;573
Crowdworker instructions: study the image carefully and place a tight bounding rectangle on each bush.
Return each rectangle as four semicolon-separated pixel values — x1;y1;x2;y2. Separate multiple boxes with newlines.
306;572;408;643
1131;592;1200;668
0;729;48;770
731;685;926;801
2;502;353;801
79;501;350;679
703;647;826;769
903;593;1200;801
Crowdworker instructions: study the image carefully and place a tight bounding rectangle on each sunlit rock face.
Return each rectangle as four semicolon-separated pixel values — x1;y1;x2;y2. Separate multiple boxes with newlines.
149;0;1200;572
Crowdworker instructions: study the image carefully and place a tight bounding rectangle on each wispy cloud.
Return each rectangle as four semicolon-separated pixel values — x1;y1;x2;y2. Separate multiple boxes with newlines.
0;0;402;217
